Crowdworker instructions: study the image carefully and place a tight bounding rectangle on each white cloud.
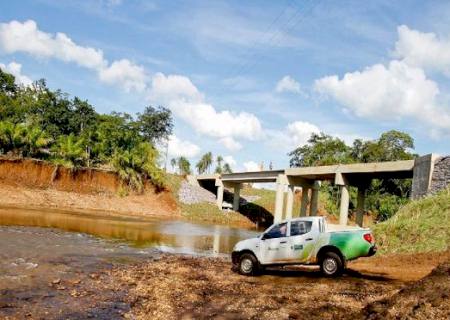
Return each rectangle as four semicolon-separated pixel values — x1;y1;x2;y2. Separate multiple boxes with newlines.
166;135;201;158
0;61;32;86
275;75;301;94
315;60;450;132
0;20;106;70
219;137;243;151
148;73;264;144
98;59;147;92
267;121;321;151
243;161;261;172
0;20;146;92
223;155;236;168
394;25;450;76
285;121;321;147
149;72;203;102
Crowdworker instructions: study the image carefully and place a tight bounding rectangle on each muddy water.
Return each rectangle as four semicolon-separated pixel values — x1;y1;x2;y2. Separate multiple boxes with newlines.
0;206;258;255
0;206;259;318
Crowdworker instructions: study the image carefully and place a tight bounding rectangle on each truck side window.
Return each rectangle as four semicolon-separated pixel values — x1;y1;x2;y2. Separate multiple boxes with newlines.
263;222;287;239
290;221;312;236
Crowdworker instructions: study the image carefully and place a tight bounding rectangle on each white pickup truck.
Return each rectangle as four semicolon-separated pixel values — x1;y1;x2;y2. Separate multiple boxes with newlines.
232;216;376;276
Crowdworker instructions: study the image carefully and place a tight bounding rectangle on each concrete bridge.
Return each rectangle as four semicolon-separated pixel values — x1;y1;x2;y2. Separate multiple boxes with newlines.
194;154;438;226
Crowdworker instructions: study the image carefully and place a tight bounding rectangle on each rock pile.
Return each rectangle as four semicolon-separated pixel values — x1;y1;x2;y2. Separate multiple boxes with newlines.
430;156;450;194
178;181;216;205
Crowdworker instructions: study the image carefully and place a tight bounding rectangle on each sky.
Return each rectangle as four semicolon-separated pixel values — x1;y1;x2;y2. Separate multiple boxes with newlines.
1;0;450;173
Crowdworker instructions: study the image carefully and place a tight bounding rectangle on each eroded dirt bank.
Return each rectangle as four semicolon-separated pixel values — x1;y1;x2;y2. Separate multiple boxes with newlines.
0;158;178;217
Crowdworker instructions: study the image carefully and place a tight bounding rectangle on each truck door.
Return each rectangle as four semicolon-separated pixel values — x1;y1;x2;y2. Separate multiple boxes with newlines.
288;220;317;263
260;222;290;264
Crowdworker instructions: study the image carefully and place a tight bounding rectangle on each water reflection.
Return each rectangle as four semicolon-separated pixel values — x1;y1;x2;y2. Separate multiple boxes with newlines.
0;206;259;255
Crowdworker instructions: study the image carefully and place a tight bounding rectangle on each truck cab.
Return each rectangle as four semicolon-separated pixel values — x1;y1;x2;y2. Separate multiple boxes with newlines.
232;217;376;276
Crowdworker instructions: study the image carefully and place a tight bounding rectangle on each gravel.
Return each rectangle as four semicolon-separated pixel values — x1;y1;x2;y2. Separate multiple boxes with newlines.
178;181;217;205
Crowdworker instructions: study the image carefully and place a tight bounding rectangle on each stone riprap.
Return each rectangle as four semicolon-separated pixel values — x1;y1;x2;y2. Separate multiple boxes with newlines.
430;156;450;194
178;181;216;205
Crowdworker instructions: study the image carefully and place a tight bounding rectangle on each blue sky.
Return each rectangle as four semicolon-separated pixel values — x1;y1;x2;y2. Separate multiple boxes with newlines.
1;0;450;172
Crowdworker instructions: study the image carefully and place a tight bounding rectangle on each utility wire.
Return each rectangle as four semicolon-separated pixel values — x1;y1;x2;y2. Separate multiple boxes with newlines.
231;0;321;79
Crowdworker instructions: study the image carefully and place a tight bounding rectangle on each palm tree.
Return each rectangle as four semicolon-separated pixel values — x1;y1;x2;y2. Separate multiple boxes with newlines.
51;134;86;168
204;152;213;173
215;155;223;174
22;126;51;158
177;157;191;175
170;158;177;173
223;163;233;174
196;152;213;174
0;121;28;156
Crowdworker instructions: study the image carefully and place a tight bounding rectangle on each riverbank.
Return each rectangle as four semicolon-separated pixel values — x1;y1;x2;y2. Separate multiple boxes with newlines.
2;224;448;320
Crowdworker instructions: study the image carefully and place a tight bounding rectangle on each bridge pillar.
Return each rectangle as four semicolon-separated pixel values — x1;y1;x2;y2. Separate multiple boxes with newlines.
274;174;287;223
215;179;224;209
356;187;366;227
233;184;241;211
339;184;350;225
285;185;295;220
300;187;309;216
335;172;349;225
216;185;224;209
309;181;320;216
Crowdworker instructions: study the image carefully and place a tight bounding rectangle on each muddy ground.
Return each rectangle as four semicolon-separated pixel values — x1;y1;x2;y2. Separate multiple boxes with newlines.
110;253;450;320
1;226;449;320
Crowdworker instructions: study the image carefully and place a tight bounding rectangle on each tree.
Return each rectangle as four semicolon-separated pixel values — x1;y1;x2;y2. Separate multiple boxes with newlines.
137;106;173;143
196;152;213;174
288;132;351;167
215;155;223;174
170;158;177;173
0;67;17;95
177;157;191;175
22;125;51;158
223;163;233;174
70;97;96;134
51;134;86;168
288;130;416;221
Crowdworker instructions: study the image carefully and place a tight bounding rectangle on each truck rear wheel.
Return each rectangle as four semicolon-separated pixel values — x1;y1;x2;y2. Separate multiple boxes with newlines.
320;252;344;277
238;253;259;276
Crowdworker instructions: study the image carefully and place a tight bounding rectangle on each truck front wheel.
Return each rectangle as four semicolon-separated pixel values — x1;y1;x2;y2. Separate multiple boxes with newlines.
320;252;344;277
238;253;259;276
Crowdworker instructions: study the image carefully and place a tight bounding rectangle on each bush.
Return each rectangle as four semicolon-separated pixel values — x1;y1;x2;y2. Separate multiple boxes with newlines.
111;142;165;192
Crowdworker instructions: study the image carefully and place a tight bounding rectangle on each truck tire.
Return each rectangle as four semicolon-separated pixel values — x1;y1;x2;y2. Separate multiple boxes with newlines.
238;253;259;276
320;252;344;277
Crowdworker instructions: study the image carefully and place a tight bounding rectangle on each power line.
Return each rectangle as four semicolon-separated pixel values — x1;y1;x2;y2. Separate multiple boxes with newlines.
231;0;322;79
226;0;294;78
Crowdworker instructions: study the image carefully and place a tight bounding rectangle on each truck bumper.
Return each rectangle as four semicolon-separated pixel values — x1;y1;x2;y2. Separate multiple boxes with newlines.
368;245;377;257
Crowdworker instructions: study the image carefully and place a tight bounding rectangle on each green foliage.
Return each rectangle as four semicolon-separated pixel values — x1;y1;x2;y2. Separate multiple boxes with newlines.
0;68;172;191
177;156;191;175
0;121;51;157
137;106;173;143
288;130;416;222
374;188;450;254
111;142;165;192
289;133;352;167
223;163;233;174
196;152;213;174
51;134;86;168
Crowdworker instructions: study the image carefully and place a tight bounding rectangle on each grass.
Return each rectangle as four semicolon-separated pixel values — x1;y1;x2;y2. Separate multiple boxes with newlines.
180;202;254;228
166;174;254;228
374;188;450;254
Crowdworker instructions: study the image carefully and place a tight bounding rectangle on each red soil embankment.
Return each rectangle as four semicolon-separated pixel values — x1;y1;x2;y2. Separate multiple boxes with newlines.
0;157;178;217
